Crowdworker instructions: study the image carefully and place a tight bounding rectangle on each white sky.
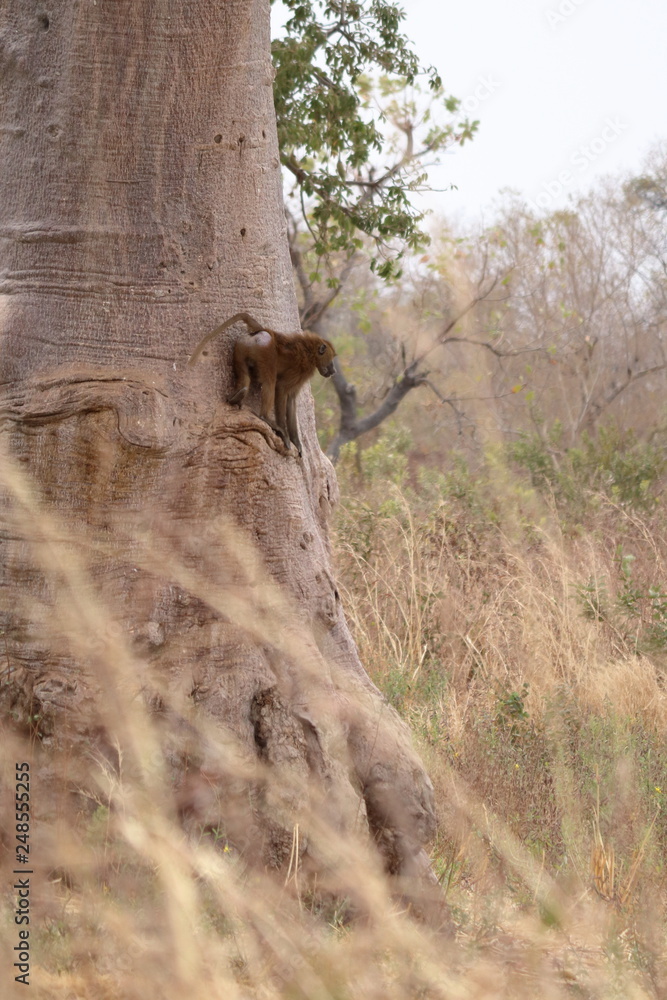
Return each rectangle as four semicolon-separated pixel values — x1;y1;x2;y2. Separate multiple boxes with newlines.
271;0;667;222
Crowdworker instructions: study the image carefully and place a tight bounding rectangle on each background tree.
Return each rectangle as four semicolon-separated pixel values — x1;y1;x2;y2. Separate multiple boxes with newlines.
321;255;508;461
272;0;476;276
466;180;667;450
0;0;439;895
311;144;667;469
272;0;481;454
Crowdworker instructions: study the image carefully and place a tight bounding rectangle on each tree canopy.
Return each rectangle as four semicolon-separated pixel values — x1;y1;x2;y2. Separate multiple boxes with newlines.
271;0;477;276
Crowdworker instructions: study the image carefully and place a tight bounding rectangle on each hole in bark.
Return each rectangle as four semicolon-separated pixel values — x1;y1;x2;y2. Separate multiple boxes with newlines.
213;134;222;144
253;723;267;753
38;13;49;29
251;692;272;756
262;130;266;138
240;228;246;237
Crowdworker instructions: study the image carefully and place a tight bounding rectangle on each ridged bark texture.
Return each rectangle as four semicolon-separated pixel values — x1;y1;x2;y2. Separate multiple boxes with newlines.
0;0;438;887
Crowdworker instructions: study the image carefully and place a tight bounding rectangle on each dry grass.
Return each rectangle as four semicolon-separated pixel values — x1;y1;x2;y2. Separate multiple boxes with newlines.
2;449;667;998
333;456;667;996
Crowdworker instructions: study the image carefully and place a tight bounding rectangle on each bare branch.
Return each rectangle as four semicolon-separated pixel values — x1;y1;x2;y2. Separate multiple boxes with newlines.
290;244;313;310
326;356;431;461
440;336;544;359
322;267;527;461
299;254;359;331
411;272;508;367
579;363;667;432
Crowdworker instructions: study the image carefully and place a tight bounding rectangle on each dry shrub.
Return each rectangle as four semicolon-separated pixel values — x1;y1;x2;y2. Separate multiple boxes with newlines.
332;458;667;996
1;451;667;998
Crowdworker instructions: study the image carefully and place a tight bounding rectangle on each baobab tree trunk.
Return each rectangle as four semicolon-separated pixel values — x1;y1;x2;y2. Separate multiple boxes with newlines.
0;0;437;888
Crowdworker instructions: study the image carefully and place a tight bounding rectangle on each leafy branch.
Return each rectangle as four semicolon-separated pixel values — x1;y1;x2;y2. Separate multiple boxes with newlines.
272;0;477;274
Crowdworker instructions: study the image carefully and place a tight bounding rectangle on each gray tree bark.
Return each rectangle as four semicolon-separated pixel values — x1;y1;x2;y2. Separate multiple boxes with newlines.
0;0;439;894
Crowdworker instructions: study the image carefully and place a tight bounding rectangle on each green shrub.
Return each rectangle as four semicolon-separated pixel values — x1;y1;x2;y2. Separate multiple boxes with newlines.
508;423;665;512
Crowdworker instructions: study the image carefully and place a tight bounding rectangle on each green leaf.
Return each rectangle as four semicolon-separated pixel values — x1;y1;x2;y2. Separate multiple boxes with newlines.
272;0;475;270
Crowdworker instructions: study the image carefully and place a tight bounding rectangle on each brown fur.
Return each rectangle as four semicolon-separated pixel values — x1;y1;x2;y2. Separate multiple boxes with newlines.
188;312;336;456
